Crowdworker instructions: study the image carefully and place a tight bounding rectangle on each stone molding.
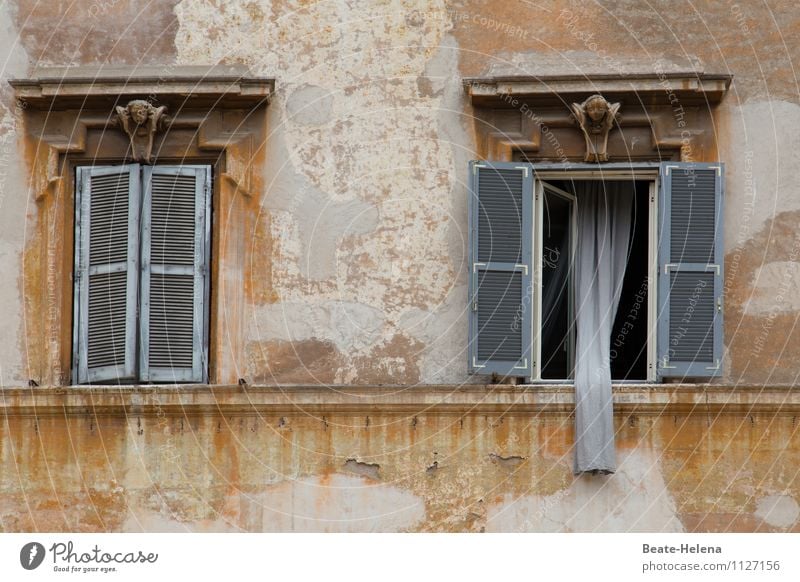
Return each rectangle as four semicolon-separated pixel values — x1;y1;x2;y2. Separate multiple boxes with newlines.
10;65;274;110
464;73;732;106
12;66;270;386
0;385;795;417
464;72;732;162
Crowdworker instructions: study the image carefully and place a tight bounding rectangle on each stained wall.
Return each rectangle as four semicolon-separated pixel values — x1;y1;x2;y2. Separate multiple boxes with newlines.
0;1;798;532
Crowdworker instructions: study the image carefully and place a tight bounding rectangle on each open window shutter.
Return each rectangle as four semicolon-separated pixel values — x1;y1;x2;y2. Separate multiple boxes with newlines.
657;162;724;378
140;166;211;383
74;165;140;383
468;162;533;377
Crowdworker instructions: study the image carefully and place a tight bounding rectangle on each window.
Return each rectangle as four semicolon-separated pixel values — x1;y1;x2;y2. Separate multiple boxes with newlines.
72;164;212;384
467;161;724;382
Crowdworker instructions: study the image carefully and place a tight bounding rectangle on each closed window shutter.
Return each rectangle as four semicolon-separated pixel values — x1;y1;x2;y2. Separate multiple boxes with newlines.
139;166;211;383
657;162;724;378
468;162;533;377
74;165;141;383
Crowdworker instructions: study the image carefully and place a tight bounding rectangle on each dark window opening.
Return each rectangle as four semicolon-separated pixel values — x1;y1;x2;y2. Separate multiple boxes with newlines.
539;179;650;381
609;181;650;381
540;187;573;380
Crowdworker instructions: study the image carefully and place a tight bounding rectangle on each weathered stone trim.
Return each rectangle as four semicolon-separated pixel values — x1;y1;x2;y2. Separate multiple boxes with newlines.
467;72;731;162
10;65;274;109
1;385;796;417
13;66;270;386
464;73;732;105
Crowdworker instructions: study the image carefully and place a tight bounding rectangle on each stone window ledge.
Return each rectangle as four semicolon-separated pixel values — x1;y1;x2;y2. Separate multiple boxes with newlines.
0;385;796;417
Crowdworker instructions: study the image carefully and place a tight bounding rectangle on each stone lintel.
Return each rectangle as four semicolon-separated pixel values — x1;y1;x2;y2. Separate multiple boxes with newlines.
464;73;733;107
10;65;275;110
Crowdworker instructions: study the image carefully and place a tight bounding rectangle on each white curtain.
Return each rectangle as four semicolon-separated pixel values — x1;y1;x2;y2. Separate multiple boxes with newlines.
573;181;633;475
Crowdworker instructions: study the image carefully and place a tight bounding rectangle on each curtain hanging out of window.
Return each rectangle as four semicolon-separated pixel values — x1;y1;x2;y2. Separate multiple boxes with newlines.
573;181;633;474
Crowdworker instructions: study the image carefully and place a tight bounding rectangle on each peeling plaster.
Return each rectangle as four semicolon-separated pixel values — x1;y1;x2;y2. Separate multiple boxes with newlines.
755;494;800;529
489;453;527;468
286;84;335;126
175;0;462;383
721;101;800;248
124;473;423;532
343;459;381;481
485;449;685;532
248;301;385;353
0;2;28;385
745;261;800;315
264;146;380;282
14;0;180;65
255;474;425;532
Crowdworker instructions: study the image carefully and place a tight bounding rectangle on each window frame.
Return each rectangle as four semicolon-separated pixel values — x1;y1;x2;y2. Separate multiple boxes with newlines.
469;159;725;383
71;162;213;385
529;163;660;383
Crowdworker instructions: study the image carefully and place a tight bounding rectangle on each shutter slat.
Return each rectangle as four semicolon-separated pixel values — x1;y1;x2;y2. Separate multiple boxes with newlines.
667;271;715;361
669;170;717;263
476;271;523;360
149;273;196;367
658;164;724;378
477;168;524;264
140;166;210;383
149;173;198;266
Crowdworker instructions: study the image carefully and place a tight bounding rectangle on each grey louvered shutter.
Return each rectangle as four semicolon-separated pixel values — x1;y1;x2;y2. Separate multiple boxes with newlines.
468;161;533;377
74;165;141;384
140;166;211;383
657;162;724;378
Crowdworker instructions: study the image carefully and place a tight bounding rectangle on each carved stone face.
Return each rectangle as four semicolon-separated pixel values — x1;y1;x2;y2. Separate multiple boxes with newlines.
128;102;150;125
585;98;608;122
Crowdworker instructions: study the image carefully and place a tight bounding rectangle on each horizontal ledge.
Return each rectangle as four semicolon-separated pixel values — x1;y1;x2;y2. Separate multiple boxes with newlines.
464;73;733;106
10;65;275;109
0;384;797;418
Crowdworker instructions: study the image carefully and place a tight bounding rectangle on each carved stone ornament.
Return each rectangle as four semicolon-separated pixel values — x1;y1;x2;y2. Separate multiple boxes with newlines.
113;100;170;163
570;94;621;162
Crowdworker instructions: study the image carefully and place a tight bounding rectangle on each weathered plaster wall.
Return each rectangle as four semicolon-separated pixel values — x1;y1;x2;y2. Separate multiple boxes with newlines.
173;0;474;384
0;2;29;386
0;0;799;533
0;1;796;384
168;0;798;385
1;387;798;532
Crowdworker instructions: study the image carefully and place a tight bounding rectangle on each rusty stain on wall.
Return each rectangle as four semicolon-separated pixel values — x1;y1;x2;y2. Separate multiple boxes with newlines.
1;0;799;532
0;0;795;383
1;408;798;532
13;0;181;65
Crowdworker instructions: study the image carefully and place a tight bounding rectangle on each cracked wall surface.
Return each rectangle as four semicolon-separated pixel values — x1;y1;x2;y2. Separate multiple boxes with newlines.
169;0;799;385
1;408;798;532
0;0;798;532
0;0;795;384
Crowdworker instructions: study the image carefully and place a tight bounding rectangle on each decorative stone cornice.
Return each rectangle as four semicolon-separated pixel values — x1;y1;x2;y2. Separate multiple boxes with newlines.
10;65;275;110
0;385;796;418
467;72;731;162
12;66;271;387
464;72;732;107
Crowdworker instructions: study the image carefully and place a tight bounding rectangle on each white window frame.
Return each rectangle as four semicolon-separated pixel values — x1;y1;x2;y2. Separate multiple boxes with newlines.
528;164;659;383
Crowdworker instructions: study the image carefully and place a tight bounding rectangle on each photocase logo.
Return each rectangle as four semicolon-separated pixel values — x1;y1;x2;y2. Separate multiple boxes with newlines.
20;542;46;570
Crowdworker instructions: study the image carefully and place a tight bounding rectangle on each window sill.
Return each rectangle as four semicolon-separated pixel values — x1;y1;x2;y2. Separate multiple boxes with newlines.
0;384;796;417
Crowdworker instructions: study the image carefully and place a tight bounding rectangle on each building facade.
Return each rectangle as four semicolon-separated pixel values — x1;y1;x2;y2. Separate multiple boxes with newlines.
0;0;798;532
